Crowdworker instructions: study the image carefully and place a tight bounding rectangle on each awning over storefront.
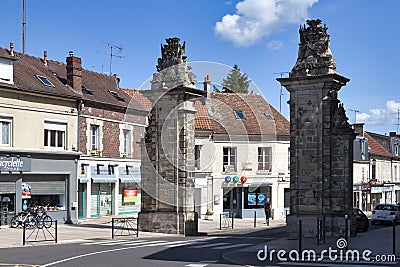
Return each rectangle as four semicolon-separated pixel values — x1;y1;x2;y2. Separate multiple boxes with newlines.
92;177;118;183
119;177;140;183
78;177;90;183
248;181;273;187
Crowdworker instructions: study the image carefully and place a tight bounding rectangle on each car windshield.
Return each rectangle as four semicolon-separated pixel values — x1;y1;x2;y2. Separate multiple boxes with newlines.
375;205;398;211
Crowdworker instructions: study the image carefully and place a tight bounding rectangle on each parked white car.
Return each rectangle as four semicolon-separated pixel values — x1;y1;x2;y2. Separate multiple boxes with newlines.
371;204;400;225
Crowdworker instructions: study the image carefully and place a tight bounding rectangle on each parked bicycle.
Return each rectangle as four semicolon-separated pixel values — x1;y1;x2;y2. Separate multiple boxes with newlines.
10;209;36;229
32;206;52;229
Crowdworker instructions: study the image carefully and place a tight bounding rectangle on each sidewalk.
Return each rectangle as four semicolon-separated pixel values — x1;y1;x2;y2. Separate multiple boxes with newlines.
223;225;400;266
0;216;286;248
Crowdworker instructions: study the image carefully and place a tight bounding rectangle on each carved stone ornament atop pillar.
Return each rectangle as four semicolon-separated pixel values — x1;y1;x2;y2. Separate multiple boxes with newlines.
151;37;196;90
290;19;337;78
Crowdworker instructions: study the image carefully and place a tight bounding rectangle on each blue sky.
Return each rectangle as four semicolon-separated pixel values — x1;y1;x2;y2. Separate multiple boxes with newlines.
1;0;399;135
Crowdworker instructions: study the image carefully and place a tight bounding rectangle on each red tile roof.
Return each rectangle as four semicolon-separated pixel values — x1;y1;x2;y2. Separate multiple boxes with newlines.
121;88;153;111
365;132;391;158
194;100;213;130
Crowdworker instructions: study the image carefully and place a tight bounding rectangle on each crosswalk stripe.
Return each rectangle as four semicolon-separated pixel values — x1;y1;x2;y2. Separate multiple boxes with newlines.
81;240;129;246
164;240;204;248
213;243;251;250
190;242;230;249
119;240;167;246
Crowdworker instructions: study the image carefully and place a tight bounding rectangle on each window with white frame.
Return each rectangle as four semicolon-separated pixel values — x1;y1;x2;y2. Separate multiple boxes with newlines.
258;147;272;171
223;147;236;172
90;125;100;150
44;121;66;149
0;117;12;146
395;166;398;182
122;129;131;155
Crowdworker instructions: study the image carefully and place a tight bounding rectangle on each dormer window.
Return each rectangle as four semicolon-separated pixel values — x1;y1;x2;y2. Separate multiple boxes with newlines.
82;85;93;95
234;110;245;119
0;58;14;84
109;90;125;102
35;75;54;87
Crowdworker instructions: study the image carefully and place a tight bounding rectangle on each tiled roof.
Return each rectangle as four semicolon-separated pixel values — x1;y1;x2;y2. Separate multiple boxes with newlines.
121;88;153;111
0;47;80;99
0;47;144;109
194;100;213;130
365;132;392;158
207;92;289;136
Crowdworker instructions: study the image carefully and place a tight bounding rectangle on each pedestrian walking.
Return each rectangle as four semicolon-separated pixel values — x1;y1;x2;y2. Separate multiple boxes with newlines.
264;198;271;226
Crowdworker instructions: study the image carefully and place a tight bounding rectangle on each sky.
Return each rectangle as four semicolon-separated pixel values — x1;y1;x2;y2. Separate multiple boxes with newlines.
1;0;400;135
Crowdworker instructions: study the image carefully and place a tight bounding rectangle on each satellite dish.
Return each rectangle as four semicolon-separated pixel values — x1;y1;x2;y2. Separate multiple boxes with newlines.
2;197;11;202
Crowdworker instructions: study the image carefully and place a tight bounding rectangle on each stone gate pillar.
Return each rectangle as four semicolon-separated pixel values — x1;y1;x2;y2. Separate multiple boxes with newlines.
138;38;204;235
278;19;357;237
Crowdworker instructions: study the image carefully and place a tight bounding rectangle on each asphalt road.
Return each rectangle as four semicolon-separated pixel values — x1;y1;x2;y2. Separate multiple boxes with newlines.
0;223;395;267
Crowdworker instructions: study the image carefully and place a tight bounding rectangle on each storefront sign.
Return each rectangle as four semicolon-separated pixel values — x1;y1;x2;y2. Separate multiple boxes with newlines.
257;194;266;205
224;176;231;183
233;176;239;183
371;186;382;193
382;186;393;192
123;187;138;203
0;156;31;172
22;183;31;199
248;193;257;205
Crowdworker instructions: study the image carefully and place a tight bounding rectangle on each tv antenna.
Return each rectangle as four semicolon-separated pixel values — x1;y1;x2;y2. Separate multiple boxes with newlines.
348;109;360;124
273;72;290;113
97;42;123;75
393;109;400;133
22;0;26;53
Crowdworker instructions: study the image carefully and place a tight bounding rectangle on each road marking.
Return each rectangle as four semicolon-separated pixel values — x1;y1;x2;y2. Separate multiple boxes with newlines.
163;240;203;248
185;264;208;267
119;240;167;246
213;243;251;250
190;242;229;248
81;239;130;246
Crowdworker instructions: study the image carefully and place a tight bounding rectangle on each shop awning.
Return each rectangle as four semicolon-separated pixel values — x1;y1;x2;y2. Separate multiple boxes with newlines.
92;177;118;183
78;177;90;183
120;177;140;183
248;181;273;187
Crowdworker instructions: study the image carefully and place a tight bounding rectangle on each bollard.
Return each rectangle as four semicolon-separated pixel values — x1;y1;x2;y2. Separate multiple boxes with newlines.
299;220;302;253
393;218;396;255
219;214;222;230
112;218;115;239
254;211;257;228
317;218;320;246
231;212;234;229
345;215;348;252
55;220;58;243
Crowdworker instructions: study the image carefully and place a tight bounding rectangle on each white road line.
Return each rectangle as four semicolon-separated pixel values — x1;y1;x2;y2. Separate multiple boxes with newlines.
80;239;130;246
190;242;230;249
213;243;251;250
118;240;167;246
163;240;204;248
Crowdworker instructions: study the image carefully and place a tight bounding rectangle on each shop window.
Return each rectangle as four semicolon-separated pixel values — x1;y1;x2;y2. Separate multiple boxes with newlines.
244;187;271;209
258;147;271;171
223;147;236;172
0;117;12;146
122;129;131;156
44;121;66;149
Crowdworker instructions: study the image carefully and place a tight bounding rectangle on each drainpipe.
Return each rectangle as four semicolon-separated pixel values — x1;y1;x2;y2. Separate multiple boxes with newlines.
77;100;83;152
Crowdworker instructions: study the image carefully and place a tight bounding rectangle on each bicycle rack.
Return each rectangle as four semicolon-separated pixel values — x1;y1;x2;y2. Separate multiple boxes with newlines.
23;219;57;246
112;217;138;239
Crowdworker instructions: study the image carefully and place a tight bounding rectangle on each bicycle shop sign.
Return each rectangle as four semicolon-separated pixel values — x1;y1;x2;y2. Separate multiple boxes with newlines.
0;156;31;172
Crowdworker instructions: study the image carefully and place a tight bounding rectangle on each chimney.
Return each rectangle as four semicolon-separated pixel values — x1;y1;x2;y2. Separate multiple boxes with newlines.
113;73;120;88
353;123;364;137
390;132;397;137
203;74;211;98
9;42;14;56
66;51;82;93
43;51;48;66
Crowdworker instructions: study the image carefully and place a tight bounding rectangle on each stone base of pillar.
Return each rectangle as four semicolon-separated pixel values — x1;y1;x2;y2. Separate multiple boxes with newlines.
287;214;357;238
138;211;198;236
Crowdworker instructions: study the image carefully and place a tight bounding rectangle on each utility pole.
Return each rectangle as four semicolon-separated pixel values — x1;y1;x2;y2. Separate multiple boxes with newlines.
22;0;26;54
273;72;290;113
349;109;360;124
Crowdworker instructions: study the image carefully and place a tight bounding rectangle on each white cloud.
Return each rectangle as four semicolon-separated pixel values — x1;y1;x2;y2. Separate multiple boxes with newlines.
267;40;283;50
355;100;400;127
214;0;318;47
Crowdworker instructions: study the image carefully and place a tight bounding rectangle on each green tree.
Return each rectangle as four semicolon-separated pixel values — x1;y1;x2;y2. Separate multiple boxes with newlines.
221;64;251;93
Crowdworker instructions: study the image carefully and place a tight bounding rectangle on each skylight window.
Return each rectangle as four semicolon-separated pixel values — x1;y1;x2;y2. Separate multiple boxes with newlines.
109;90;125;102
265;113;274;120
35;75;54;87
82;85;93;95
234;110;246;119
